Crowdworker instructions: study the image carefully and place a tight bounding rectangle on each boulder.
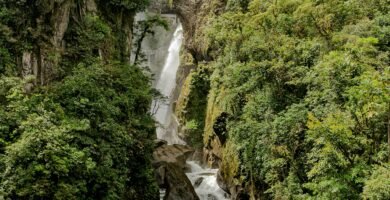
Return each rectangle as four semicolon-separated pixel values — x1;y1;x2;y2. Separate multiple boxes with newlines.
194;177;204;188
158;162;199;200
153;143;194;169
153;143;199;200
207;194;218;200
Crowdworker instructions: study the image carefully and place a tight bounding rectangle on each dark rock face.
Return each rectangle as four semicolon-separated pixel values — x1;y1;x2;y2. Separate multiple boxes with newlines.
153;143;199;200
20;0;135;85
207;194;218;200
155;139;168;148
158;162;199;200
216;170;228;193
21;0;73;85
217;170;251;200
194;177;204;188
150;0;226;62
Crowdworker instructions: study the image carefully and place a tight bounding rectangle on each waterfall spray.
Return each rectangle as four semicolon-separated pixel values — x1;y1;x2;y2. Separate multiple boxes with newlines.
153;23;185;145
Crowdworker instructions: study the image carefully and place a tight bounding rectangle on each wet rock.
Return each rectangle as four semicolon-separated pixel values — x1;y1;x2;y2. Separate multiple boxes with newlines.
207;194;218;200
155;164;166;186
194;177;204;188
155;139;168;148
153;144;199;200
204;148;221;169
154;162;199;200
216;170;229;193
217;170;250;200
163;162;199;200
191;149;204;162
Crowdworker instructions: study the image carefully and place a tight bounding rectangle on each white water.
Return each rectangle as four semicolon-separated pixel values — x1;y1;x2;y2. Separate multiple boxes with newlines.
152;23;185;145
186;161;229;200
152;21;229;200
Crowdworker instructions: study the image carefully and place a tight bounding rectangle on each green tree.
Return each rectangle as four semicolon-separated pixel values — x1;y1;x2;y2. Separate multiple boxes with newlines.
1;63;159;199
199;0;390;198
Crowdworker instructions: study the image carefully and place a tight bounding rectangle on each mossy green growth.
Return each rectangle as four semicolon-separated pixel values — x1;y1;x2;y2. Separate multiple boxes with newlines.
220;140;241;186
203;88;223;146
175;65;211;148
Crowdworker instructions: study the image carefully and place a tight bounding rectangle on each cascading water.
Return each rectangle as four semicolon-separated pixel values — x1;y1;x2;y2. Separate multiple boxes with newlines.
152;23;185;145
186;161;229;200
152;21;229;200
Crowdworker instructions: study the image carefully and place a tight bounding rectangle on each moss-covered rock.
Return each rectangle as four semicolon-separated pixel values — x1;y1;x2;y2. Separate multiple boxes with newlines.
175;65;211;149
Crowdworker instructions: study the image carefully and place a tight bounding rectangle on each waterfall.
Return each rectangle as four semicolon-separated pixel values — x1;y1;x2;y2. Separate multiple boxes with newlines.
152;21;229;200
152;23;185;145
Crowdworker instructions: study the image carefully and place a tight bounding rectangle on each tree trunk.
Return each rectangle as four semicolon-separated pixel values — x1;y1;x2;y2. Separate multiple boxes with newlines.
133;25;149;65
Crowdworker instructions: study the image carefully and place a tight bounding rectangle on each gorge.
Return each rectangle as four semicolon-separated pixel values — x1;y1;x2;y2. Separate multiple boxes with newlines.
147;14;229;200
0;0;389;200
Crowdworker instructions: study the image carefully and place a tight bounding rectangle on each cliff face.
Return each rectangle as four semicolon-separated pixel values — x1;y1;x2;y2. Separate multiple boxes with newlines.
15;0;136;85
173;0;225;62
173;0;390;199
167;0;228;159
1;1;159;199
161;0;224;166
149;0;224;61
21;0;73;85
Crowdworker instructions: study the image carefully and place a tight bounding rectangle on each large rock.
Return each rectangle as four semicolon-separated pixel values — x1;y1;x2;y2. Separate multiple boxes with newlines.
153;143;199;200
153;143;194;169
156;162;199;200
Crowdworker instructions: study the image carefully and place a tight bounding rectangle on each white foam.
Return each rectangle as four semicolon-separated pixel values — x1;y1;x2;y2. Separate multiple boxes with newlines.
186;161;230;200
152;23;185;145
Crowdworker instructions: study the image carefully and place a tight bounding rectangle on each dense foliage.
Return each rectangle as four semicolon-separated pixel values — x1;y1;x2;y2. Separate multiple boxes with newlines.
0;0;159;199
193;0;390;199
176;65;211;148
1;64;157;199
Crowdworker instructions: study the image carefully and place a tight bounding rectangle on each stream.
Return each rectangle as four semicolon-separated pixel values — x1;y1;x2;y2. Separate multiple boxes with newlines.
152;21;229;200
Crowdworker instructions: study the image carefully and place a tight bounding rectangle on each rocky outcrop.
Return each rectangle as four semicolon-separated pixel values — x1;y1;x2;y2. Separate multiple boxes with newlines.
153;142;199;200
172;0;228;62
21;0;73;85
149;0;225;62
156;163;199;200
153;142;194;169
165;0;228;163
19;0;136;85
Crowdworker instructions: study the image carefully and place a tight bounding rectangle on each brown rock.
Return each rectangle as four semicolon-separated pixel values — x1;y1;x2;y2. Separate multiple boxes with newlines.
162;162;199;200
155;139;168;148
153;144;199;200
153;144;194;169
